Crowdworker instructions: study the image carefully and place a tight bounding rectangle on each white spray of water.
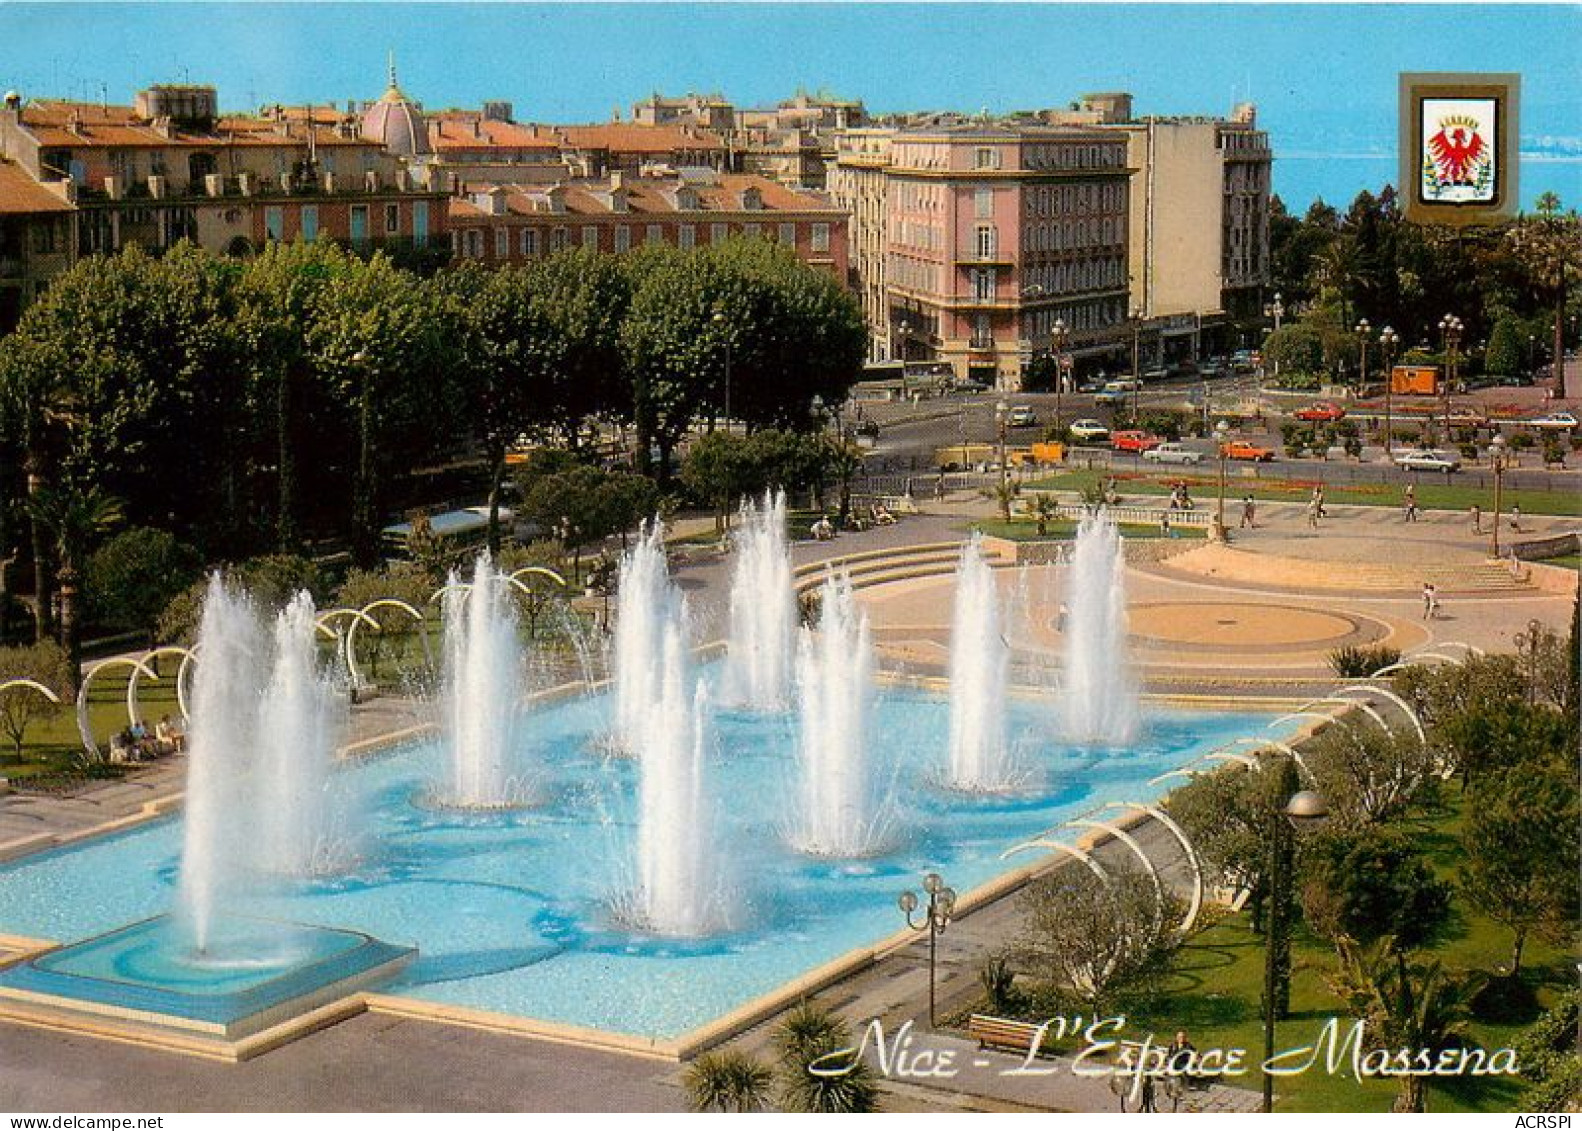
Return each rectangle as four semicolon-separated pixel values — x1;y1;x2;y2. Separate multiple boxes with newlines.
1061;511;1140;744
723;490;796;710
948;534;1013;790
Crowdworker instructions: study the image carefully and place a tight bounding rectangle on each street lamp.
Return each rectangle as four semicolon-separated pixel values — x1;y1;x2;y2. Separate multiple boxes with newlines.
1438;314;1463;442
896;318;911;364
1354;318;1371;395
1266;292;1285;378
1263;788;1329;1113
712;310;732;434
1379;326;1400;462
1490;434;1509;558
995;398;1009;504
1214;419;1231;541
899;872;957;1028
1051;317;1068;433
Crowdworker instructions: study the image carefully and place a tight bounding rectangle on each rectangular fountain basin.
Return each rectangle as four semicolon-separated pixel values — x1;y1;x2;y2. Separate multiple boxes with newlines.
0;915;414;1057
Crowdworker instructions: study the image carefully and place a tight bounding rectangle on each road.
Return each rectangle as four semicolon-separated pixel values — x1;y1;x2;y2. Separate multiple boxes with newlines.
851;374;1578;495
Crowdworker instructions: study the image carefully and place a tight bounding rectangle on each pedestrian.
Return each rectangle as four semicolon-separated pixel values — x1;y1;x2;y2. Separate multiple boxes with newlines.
934;474;947;501
1470;504;1483;534
1240;494;1257;529
1312;485;1327;519
1510;504;1522;532
1421;582;1438;619
1160;511;1174;539
1307;497;1321;529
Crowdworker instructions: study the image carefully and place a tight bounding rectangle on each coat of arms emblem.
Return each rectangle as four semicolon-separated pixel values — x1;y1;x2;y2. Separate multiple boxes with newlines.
1419;97;1498;203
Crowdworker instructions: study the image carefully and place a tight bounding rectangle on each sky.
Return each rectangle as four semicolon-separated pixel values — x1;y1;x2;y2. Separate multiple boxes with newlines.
1;2;1578;209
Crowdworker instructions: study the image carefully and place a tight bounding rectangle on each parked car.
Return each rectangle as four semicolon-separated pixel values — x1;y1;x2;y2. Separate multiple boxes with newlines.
1112;430;1164;453
1007;405;1038;427
1197;362;1223;379
1143;366;1170;382
1106;377;1143;392
1142;441;1204;465
1526;412;1578;430
1077;376;1109;393
1395;448;1462;473
1294;401;1347;422
1068;419;1111;442
1446;407;1488;428
1220;439;1276;462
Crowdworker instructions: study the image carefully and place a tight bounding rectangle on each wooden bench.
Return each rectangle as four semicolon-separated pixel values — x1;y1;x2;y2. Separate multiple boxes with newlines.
966;1014;1052;1057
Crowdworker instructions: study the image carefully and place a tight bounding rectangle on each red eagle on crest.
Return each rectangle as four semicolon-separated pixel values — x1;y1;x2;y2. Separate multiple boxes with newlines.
1427;116;1488;186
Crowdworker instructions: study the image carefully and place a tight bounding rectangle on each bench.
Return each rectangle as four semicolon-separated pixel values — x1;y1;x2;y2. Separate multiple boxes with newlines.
966;1014;1052;1057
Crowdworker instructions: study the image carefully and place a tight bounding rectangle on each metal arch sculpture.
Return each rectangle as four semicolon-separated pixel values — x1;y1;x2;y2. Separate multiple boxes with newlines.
175;645;202;721
346;599;429;691
1270;709;1360;735
1204;750;1262;770
1296;695;1395;738
508;566;568;589
76;655;161;760
1147;766;1205;786
1370;653;1459;677
1066;817;1173;935
1226;737;1314;783
314;607;381;689
1000;835;1112;885
1335;684;1427;745
0;678;62;704
1432;640;1484;658
1101;801;1206;934
128;646;196;727
428;582;472;607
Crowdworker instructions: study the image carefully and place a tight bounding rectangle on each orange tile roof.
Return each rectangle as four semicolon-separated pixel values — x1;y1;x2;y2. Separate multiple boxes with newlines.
554;123;725;154
447;173;842;222
22;102;380;150
0;161;74;215
429;118;559;152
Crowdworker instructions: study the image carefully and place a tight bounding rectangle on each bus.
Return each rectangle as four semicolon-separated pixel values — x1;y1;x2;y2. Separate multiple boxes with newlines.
381;506;516;563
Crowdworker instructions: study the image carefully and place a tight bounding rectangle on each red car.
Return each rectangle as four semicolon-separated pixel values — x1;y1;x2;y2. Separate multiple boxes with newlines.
1220;439;1277;462
1294;401;1346;422
1111;430;1164;453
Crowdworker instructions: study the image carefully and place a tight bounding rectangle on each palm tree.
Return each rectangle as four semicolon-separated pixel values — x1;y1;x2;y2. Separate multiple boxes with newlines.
772;1001;881;1113
682;1049;775;1112
27;484;123;696
1508;193;1580;398
1328;935;1486;1112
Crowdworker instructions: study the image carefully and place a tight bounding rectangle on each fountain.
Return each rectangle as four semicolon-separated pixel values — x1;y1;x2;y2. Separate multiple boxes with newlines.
1062;511;1140;745
948;534;1013;791
613;522;675;752
633;621;721;936
722;490;796;710
175;576;266;953
437;554;534;808
794;572;888;856
259;592;354;875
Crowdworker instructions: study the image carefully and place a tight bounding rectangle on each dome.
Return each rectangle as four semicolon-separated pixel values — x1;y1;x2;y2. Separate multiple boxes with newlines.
360;58;431;158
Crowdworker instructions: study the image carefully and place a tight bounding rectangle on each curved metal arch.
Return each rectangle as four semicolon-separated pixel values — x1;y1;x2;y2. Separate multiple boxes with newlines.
346;599;430;690
1147;766;1204;786
1296;695;1395;738
1335;684;1427;745
315;607;380;632
128;646;195;727
1001;836;1112;885
1204;750;1261;770
173;644;203;722
1271;709;1359;735
508;566;568;589
1066;818;1173;935
76;656;160;761
0;678;62;704
428;582;473;607
1226;737;1314;783
1432;640;1484;658
1102;802;1206;934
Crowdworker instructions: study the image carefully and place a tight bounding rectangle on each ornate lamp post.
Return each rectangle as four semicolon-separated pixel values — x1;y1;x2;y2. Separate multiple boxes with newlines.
995;398;1009;502
1214;419;1231;541
1265;292;1285;378
899;872;957;1028
1489;434;1508;557
712;310;732;433
1263;788;1329;1113
1051;317;1068;433
1438;313;1463;442
1379;326;1400;461
1354;318;1371;395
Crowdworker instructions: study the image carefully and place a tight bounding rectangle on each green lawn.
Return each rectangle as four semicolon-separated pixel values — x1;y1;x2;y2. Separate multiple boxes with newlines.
1;673;183;781
1024;468;1582;517
1538;554;1579;570
961;791;1565;1112
971;518;1208;542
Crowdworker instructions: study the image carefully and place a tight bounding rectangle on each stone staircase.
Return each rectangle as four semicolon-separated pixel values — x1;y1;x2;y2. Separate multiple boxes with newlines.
1154;544;1534;593
792;540;1013;594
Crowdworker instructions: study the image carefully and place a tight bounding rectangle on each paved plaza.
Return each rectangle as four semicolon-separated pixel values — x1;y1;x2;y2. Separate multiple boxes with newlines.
0;484;1575;1112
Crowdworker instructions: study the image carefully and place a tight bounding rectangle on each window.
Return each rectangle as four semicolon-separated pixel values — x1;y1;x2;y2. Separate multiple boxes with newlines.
645;224;662;246
495;228;509;258
811;223;829;253
743;223;761;240
466;229;483;259
973;313;992;348
349;205;368;246
975;224;996;259
582;226;598;248
550;227;566;251
975;188;993;219
778;222;795;246
973;268;995;302
678;224;696;249
384;203;400;235
264;207;284;242
711;222;729;242
300;205;318;242
975;147;999;170
413;201;429;247
521;228;538;256
614;225;631;252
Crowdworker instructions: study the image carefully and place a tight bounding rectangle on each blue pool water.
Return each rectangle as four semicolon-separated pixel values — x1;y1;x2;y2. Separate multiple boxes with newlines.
0;686;1286;1040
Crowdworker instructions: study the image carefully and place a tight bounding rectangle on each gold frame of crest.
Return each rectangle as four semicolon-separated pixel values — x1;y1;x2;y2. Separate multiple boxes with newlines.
1399;72;1520;227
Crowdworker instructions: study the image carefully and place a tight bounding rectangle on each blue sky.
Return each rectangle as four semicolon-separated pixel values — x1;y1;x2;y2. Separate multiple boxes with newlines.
2;3;1578;207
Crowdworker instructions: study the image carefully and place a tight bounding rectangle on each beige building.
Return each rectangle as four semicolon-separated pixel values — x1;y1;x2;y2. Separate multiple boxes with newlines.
828;128;893;351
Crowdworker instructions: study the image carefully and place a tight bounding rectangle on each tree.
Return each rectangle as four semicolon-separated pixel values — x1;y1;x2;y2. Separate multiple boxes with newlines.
156;553;324;646
27;484;123;693
1458;763;1580;975
772;1001;881;1113
1262;323;1326;377
1300;827;1452;950
1303;722;1438;827
0;640;70;761
85;527;202;648
1507;194;1580;397
333;562;432;685
1512;988;1582;1112
1327;936;1485;1113
527;246;633;438
1014;867;1176;1008
1484;315;1525;378
681;431;757;531
682;1049;775;1113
